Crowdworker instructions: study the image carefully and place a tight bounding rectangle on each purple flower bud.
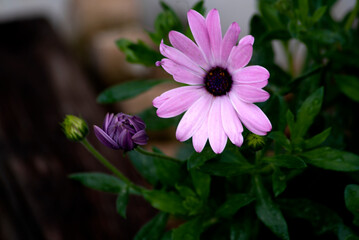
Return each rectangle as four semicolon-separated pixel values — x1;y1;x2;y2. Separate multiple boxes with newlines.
93;113;148;151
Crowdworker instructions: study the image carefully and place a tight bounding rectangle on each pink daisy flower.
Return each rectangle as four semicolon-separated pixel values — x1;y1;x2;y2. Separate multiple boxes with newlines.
153;9;272;154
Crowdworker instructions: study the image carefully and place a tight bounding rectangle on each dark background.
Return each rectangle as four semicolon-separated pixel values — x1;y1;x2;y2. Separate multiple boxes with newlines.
0;18;157;240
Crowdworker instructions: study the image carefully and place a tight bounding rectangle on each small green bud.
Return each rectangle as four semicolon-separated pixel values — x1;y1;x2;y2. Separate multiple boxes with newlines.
246;133;266;151
61;115;89;142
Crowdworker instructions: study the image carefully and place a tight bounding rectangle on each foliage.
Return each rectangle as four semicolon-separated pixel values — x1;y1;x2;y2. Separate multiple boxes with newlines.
68;0;359;239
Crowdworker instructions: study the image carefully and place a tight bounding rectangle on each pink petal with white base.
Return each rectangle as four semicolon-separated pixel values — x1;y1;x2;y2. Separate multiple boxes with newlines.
187;10;213;65
160;41;203;75
227;44;253;72
232;85;270;103
220;96;244;147
169;31;209;70
229;92;272;135
221;22;240;64
208;98;227;154
206;9;222;65
160;59;204;84
176;94;213;142
153;86;201;108
157;88;204;118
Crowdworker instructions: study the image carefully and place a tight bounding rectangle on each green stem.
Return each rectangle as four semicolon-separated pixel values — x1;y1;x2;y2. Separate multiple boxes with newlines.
81;138;144;194
345;0;359;30
135;146;182;163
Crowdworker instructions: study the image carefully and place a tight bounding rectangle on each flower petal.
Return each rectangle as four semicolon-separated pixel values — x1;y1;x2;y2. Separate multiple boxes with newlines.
131;116;146;131
160;41;203;75
159;59;204;85
132;130;149;145
103;113;114;132
169;31;209;70
156;87;204;118
93;125;120;149
244;80;268;88
208;97;227;154
232;85;270;103
206;9;222;65
229;92;272;135
221;22;240;65
220;96;244;147
238;35;254;46
187;9;213;65
176;94;213;142
227;43;253;72
118;129;134;151
233;66;270;85
192;114;209;152
153;86;201;108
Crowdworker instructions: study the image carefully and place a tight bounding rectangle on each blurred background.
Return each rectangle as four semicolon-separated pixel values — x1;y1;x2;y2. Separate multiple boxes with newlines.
0;0;355;239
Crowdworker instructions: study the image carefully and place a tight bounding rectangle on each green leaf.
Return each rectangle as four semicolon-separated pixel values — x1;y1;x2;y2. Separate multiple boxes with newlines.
116;187;129;218
230;216;258;240
263;155;307;169
138;107;181;131
143;190;187;215
216;194;255;218
300;147;359;171
286;110;295;136
199;162;255;177
69;172;126;193
191;0;205;15
116;39;162;66
134;212;168;240
257;30;291;43
127;149;183;186
345;184;359;226
268;131;291;151
304;127;331;149
148;2;182;44
335;75;359;102
254;175;289;240
198;147;253;176
172;217;203;240
311;6;327;23
175;184;196;198
305;29;344;45
278;198;359;238
298;0;309;21
187;145;217;170
182;196;203;216
272;167;287;197
262;94;288;132
258;2;284;30
97;79;167;104
287;65;323;91
293;87;324;140
191;170;211;200
160;231;172;240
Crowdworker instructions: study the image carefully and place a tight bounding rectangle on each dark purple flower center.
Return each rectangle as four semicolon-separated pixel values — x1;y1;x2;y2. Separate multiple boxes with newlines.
204;67;233;96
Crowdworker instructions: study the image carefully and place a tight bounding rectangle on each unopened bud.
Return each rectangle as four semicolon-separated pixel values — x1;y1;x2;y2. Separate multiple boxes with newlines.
61;115;89;142
93;113;148;151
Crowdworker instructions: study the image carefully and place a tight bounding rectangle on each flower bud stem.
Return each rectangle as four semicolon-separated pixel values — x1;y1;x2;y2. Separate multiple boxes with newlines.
135;146;182;163
81;138;144;194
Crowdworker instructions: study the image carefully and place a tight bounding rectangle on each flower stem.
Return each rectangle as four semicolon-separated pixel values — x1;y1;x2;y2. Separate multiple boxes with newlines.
135;146;182;163
81;138;144;194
